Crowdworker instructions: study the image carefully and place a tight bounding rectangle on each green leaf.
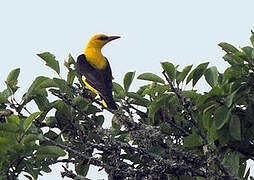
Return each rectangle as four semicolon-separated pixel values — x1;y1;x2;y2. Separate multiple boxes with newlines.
160;62;175;81
44;130;59;141
113;82;125;99
23;112;42;133
127;92;145;100
183;132;203;147
0;137;11;146
207;122;217;144
5;68;20;93
66;69;76;85
6;68;20;85
225;89;238;108
23;76;51;101
218;42;239;53
230;53;245;64
36;145;66;159
52;78;72;97
7;114;20;125
84;104;101;114
186;62;209;86
197;177;205;180
23;76;64;103
136;84;150;95
202;111;212;130
204;66;219;87
45;117;57;127
42;166;52;173
251;49;254;60
222;151;239;176
95;115;104;127
1;88;11;98
223;67;242;83
72;95;89;110
214;105;231;129
141;83;169;96
193;62;209;87
24;161;40;179
67;53;76;65
127;92;150;107
23;134;40;144
123;71;135;92
0;122;20;133
37;52;60;74
176;65;193;84
242;46;254;64
229;115;241;140
148;94;169;120
223;54;243;65
53;100;72;120
34;95;52;112
111;115;120;131
160;122;172;135
64;54;76;85
0;95;9;104
75;163;90;176
238;162;247;178
38;79;57;89
245;102;254;123
251;31;254;48
137;73;165;84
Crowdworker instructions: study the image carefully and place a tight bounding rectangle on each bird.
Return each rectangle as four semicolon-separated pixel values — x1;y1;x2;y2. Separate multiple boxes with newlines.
76;34;120;110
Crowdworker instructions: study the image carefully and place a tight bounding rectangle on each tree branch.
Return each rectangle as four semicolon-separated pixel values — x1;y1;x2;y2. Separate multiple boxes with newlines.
50;86;226;179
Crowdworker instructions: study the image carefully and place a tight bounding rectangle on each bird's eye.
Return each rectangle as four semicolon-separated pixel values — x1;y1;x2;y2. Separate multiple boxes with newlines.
98;36;108;41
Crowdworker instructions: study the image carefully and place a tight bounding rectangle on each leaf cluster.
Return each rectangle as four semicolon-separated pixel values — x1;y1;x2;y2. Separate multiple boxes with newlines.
1;33;254;179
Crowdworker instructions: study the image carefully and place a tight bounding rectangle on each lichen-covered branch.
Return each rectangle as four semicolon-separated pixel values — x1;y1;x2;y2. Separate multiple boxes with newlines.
50;89;218;179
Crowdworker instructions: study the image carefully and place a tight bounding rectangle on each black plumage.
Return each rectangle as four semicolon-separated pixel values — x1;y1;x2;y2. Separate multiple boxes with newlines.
76;54;117;110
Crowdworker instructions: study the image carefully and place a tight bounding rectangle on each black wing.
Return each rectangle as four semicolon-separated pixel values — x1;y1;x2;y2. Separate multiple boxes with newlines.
76;54;114;101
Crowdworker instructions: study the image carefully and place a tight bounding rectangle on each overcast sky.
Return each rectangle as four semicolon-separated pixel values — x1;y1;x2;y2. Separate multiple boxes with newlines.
1;0;254;179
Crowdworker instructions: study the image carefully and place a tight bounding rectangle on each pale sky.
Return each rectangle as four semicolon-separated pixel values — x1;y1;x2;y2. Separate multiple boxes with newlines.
1;0;254;179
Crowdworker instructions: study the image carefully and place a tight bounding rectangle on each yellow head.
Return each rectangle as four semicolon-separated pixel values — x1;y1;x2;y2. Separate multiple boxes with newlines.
85;34;120;49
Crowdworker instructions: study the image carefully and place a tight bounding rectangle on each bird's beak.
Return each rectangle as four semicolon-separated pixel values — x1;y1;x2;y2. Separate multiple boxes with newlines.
107;36;121;43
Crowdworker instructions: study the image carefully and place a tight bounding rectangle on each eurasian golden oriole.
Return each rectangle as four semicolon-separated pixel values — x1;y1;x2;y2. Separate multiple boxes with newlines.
76;34;120;110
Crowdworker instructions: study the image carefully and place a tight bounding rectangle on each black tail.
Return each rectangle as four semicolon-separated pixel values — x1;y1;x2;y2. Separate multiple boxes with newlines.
101;95;117;110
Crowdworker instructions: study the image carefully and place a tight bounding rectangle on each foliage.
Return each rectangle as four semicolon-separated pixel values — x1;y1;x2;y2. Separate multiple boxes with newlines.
1;32;254;180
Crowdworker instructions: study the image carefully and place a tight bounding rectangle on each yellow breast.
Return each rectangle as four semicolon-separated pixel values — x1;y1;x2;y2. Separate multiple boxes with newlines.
84;47;107;69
